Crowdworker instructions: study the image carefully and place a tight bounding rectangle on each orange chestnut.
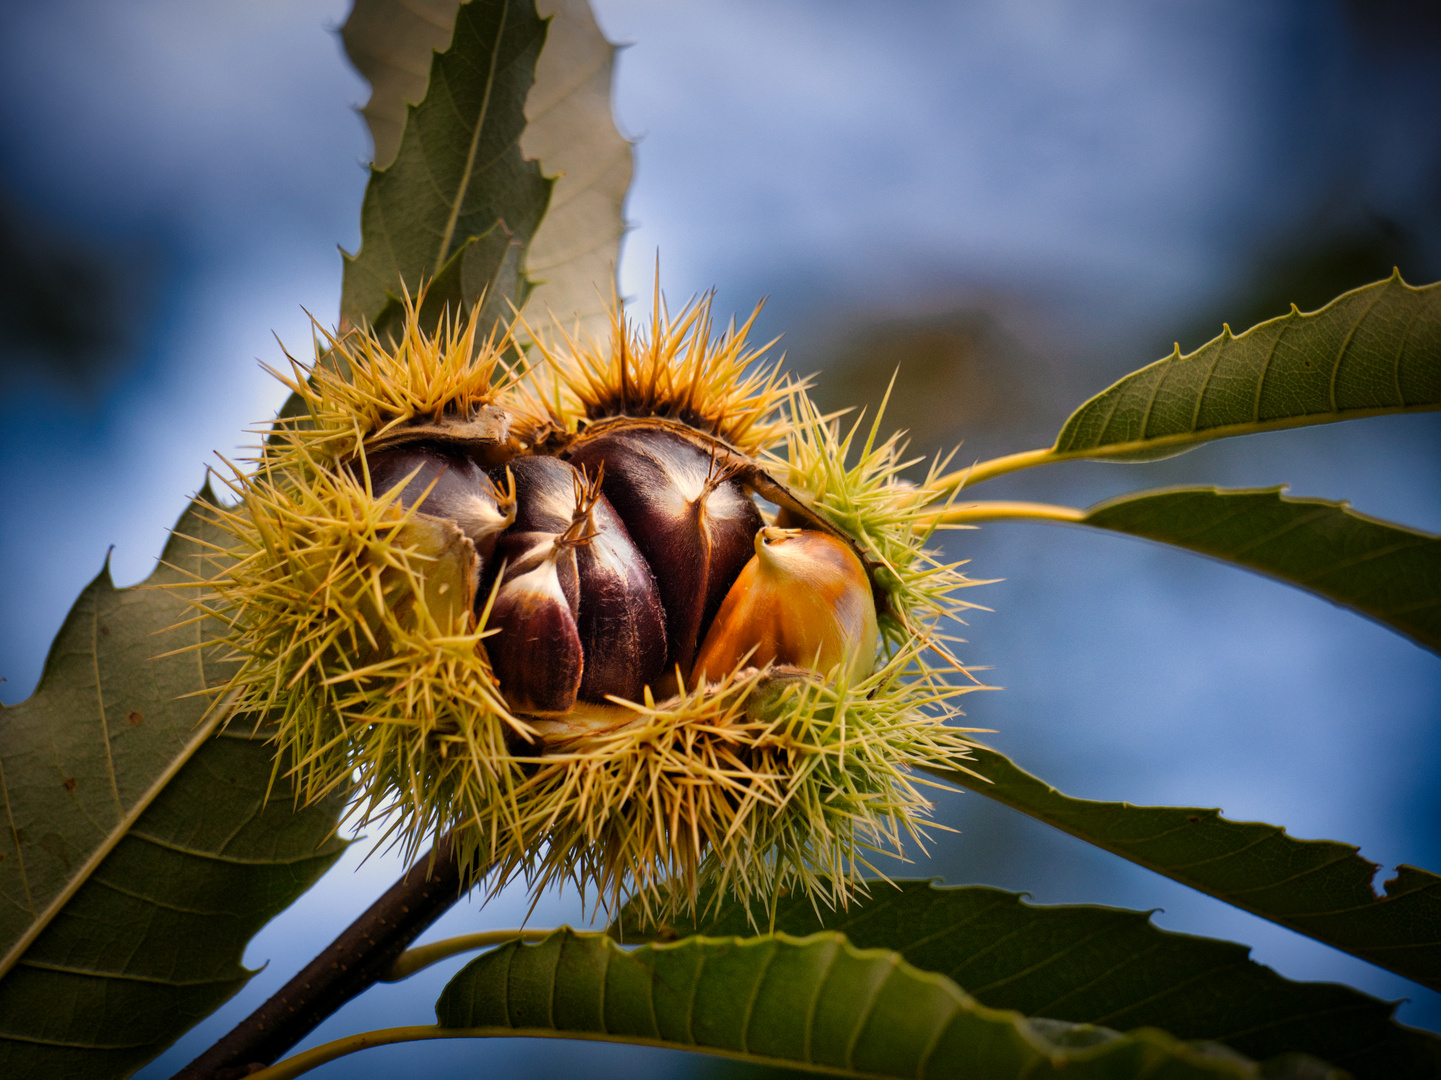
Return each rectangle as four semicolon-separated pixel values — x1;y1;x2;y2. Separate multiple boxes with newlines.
692;527;878;685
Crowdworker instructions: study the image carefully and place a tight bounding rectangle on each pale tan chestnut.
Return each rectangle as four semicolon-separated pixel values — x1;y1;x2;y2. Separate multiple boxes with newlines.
692;526;879;684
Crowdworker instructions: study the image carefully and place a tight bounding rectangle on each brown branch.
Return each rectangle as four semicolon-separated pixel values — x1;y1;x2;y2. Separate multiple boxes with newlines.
171;833;474;1080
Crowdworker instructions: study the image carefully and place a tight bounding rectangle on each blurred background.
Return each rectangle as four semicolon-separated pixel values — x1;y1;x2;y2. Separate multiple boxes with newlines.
1;0;1438;1076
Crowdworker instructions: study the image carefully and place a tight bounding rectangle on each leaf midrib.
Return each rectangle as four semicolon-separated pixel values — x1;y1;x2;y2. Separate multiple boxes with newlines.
434;1;510;275
1059;399;1441;461
18;959;243;988
0;684;241;982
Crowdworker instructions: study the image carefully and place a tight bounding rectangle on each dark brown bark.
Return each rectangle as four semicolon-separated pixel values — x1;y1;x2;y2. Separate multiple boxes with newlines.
171;834;471;1080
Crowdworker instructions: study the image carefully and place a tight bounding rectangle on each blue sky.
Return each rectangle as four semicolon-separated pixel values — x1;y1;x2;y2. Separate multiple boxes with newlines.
1;1;1438;1074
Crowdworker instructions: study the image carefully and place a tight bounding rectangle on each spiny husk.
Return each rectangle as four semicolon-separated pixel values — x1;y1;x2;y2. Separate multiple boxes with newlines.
488;369;991;919
765;384;993;659
199;440;531;875
267;291;520;464
189;288;989;918
516;279;800;455
506;635;986;925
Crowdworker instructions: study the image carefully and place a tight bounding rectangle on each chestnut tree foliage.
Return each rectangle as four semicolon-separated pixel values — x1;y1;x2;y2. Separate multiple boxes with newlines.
1;2;1439;1078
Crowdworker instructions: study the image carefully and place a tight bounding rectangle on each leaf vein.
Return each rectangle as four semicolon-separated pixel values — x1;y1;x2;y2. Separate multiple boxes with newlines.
18;958;244;988
805;941;838;1064
1219;850;1371;900
434;2;509;272
845;957;895;1069
1329;284;1387;414
1189;336;1229;432
969;921;1134;998
1152;824;1279;872
1251;320;1284;425
1216;506;1334;559
740;940;778;1054
1391;294;1425;404
0;1032;153;1050
1087;955;1243;1025
127;828;336;867
90;590;122;816
889;893;1015;960
0;754;35;917
915;998;960;1079
1287;537;1437;584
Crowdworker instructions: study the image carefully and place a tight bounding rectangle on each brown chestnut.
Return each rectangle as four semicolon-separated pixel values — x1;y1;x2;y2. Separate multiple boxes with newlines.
485;456;586;713
364;445;514;564
573;489;667;703
566;428;762;676
485;552;584;714
486;454;667;710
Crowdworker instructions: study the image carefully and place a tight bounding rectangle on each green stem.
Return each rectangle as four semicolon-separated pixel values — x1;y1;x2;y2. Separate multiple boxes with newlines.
245;1026;449;1080
926;446;1056;496
921;500;1086;527
243;1025;847;1080
381;928;554;982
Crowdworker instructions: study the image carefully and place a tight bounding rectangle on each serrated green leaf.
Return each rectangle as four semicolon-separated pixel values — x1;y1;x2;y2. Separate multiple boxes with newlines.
341;0;462;171
615;881;1440;1079
369;222;527;346
923;746;1441;996
341;0;630;342
1080;486;1441;653
435;929;1332;1079
0;492;345;1079
1054;272;1440;462
518;0;632;345
340;0;553;332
